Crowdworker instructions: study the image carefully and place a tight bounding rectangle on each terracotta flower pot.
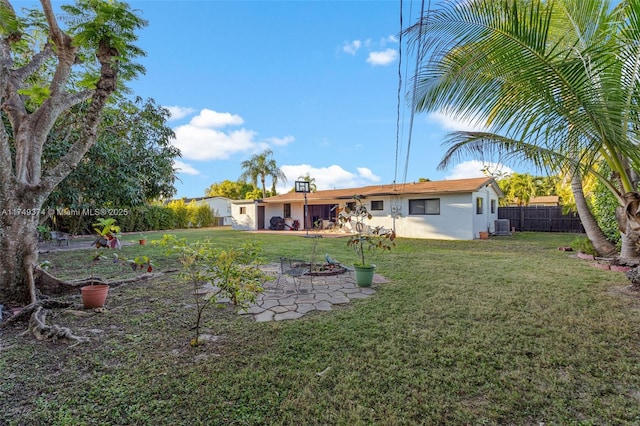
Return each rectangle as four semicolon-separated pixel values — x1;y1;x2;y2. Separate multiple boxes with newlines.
81;284;109;309
479;231;489;240
139;239;147;245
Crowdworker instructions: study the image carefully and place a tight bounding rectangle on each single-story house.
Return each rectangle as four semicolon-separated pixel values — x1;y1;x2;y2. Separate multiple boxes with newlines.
230;177;504;240
182;196;233;225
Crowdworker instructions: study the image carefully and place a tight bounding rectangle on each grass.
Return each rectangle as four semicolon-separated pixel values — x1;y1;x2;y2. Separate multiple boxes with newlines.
2;228;640;425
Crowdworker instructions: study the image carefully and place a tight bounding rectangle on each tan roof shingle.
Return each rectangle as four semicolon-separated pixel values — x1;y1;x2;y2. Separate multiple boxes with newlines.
258;177;501;204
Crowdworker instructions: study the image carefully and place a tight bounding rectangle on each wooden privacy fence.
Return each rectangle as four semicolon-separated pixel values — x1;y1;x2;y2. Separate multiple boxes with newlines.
498;206;585;233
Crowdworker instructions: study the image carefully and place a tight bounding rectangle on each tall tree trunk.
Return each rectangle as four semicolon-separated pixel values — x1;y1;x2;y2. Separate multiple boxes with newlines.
0;203;39;304
619;226;640;265
260;175;267;199
571;173;618;256
617;192;640;264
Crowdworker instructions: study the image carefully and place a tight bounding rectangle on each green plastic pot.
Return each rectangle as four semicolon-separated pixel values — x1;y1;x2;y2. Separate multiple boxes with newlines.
354;264;376;287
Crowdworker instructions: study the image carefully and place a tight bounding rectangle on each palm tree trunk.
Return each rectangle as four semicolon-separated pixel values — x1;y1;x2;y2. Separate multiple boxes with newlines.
617;192;640;264
571;173;617;256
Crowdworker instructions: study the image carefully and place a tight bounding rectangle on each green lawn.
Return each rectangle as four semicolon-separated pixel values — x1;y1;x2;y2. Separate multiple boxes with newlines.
2;229;640;425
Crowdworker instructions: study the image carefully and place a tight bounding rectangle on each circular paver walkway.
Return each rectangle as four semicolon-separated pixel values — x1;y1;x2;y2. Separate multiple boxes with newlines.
240;263;389;322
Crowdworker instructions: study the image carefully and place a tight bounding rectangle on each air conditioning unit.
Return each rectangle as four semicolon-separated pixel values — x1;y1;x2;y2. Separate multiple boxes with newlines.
494;219;511;236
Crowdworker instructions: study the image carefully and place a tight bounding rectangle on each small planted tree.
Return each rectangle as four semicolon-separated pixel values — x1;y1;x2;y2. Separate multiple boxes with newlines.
338;196;396;287
155;235;267;346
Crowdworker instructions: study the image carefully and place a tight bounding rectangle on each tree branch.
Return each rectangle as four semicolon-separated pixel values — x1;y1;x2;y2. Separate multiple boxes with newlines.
60;89;93;111
42;42;119;192
0;39;15;187
12;44;53;84
39;0;70;57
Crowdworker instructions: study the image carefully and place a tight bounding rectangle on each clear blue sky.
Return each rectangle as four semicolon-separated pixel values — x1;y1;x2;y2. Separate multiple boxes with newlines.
33;0;517;197
125;0;517;198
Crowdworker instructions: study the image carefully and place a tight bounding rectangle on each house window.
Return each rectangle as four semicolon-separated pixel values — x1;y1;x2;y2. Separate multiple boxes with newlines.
284;203;291;218
371;200;383;211
476;197;483;214
409;198;440;215
490;199;496;214
240;207;246;215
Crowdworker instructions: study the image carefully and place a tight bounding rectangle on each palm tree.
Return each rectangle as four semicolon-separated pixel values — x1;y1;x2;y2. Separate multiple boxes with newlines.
407;0;640;261
239;149;287;199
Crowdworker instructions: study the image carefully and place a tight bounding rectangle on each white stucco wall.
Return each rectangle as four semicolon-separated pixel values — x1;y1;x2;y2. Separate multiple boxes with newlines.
230;185;501;239
230;202;257;230
337;194;474;240
266;203;308;230
397;194;474;240
471;187;500;237
264;204;285;229
346;191;499;240
200;197;233;226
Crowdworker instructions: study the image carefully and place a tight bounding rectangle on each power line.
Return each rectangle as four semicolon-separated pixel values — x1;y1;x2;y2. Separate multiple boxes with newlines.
393;0;403;188
402;0;428;186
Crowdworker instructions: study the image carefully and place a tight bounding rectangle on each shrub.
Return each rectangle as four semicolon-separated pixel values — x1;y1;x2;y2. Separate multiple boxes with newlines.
571;236;597;255
166;199;190;229
154;234;268;346
191;203;215;228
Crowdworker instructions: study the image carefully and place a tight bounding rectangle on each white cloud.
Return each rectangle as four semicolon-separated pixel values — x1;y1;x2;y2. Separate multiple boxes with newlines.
171;108;285;161
173;160;201;176
165;106;195;121
366;48;398;66
277;164;381;193
174;124;259;161
356;167;381;182
343;40;362;55
191;109;243;128
444;160;513;180
386;35;399;44
428;110;488;132
265;135;295;146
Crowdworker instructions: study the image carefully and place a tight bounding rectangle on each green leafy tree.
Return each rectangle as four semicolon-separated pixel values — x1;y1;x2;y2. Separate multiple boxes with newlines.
45;97;179;211
408;0;640;259
239;149;287;199
0;0;147;305
499;173;538;206
244;187;264;200
205;180;254;200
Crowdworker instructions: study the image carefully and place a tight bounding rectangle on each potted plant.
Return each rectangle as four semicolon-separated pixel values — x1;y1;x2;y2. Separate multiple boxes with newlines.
93;217;121;249
338;195;396;287
81;252;110;309
36;224;51;242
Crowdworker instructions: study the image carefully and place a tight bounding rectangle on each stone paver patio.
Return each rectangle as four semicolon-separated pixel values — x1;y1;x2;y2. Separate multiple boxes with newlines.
239;262;389;322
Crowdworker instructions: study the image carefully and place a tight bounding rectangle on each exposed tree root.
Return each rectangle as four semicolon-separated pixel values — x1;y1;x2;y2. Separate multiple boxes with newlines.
20;306;89;346
0;299;74;328
34;266;169;296
2;268;178;343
